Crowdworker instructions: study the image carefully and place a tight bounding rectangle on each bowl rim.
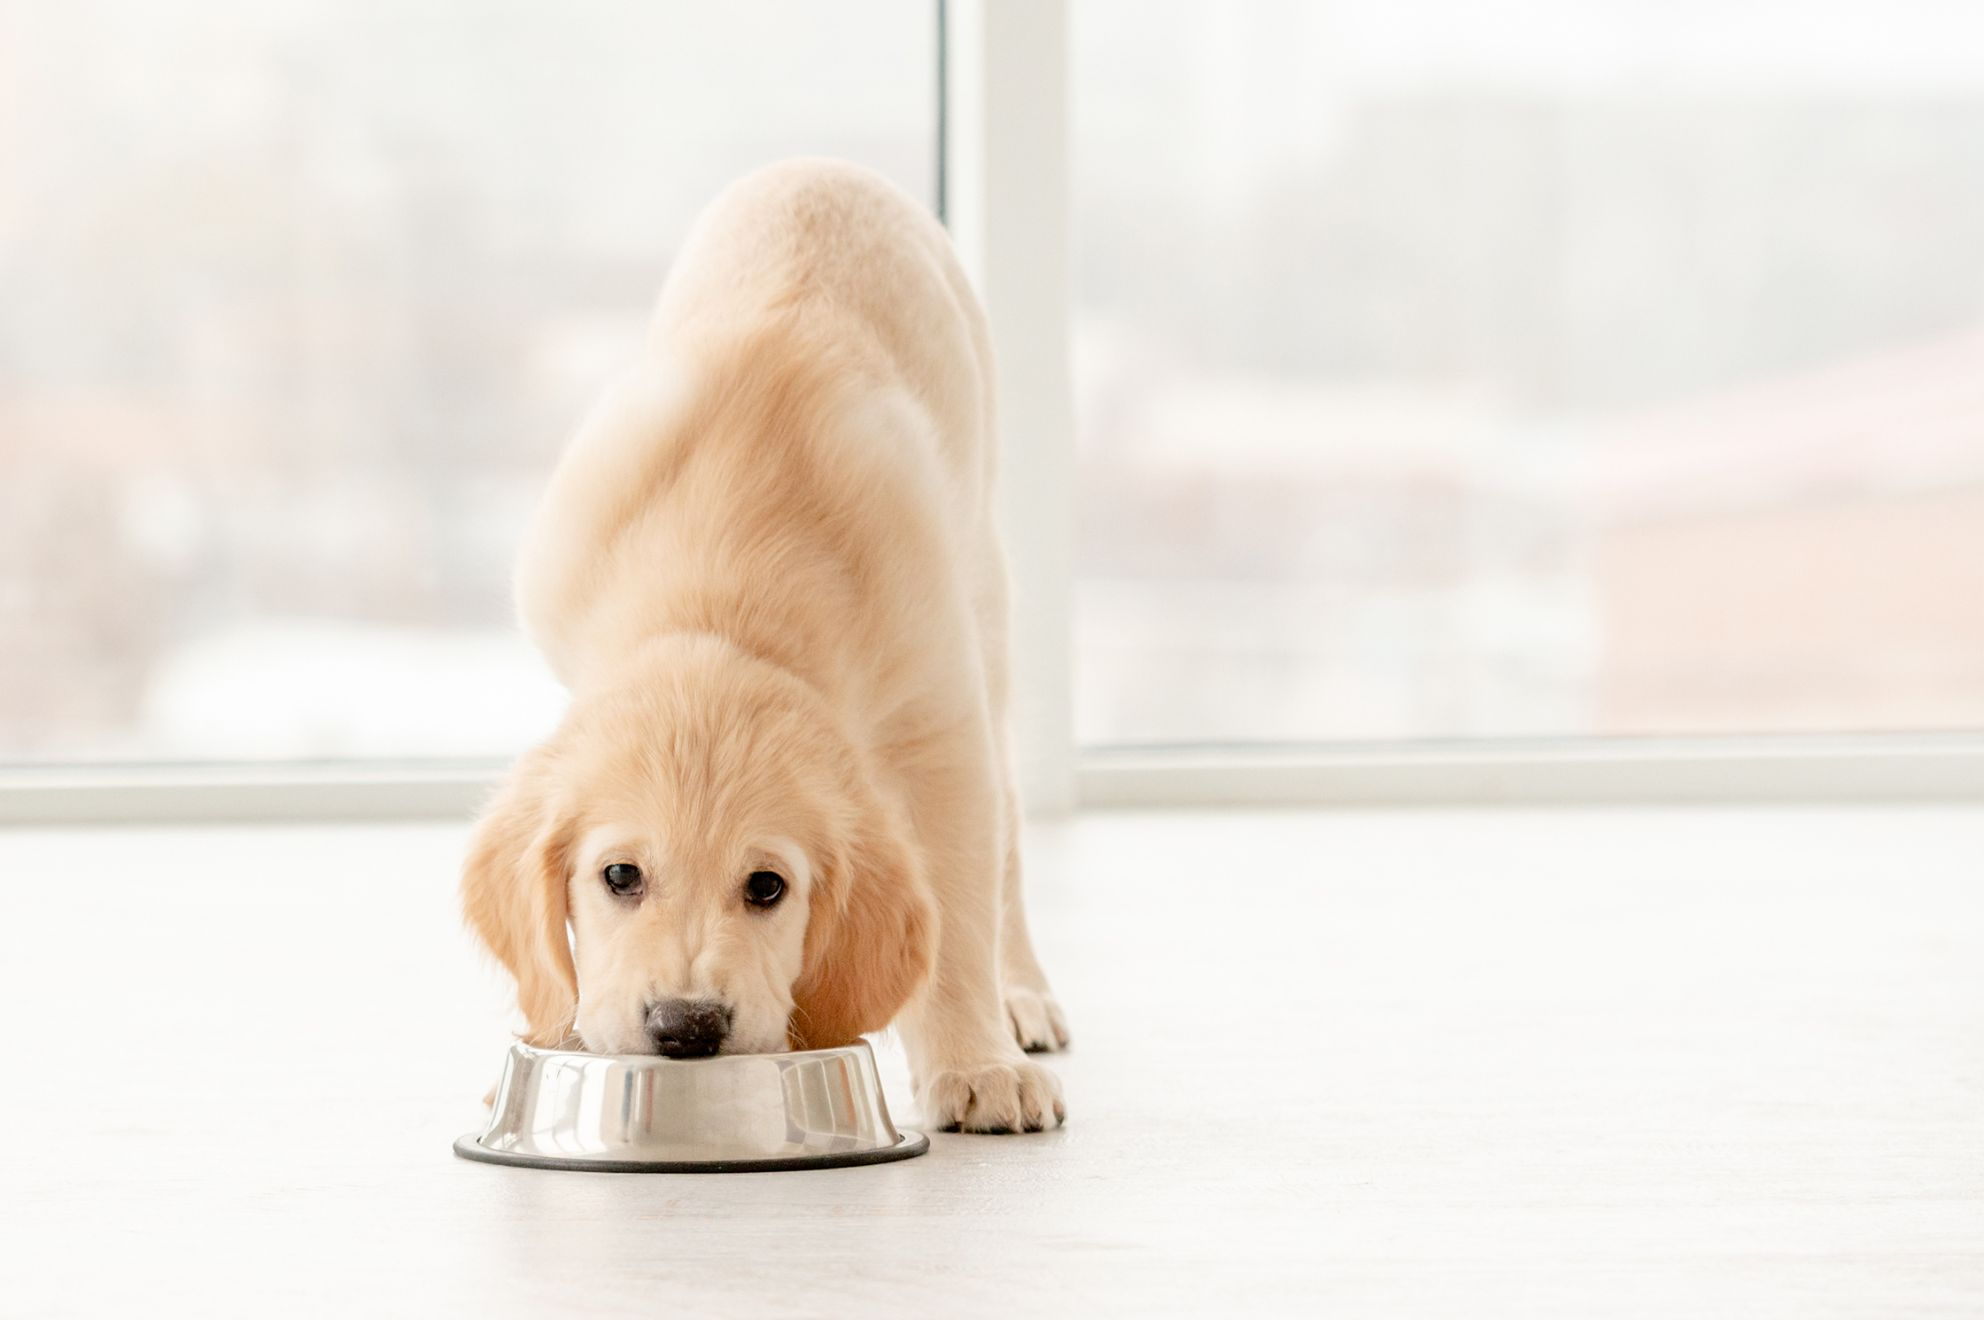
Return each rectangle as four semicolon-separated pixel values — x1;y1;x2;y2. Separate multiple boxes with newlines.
505;1040;882;1066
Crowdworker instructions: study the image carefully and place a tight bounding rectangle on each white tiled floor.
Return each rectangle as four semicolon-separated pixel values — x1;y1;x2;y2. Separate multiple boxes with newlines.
3;807;1981;1317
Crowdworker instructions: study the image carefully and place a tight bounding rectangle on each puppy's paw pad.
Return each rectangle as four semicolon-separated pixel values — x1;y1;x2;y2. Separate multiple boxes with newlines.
920;1059;1065;1134
1003;984;1071;1054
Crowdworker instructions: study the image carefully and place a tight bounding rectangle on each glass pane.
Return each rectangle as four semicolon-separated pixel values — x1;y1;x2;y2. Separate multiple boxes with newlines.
0;0;936;763
1073;0;1984;745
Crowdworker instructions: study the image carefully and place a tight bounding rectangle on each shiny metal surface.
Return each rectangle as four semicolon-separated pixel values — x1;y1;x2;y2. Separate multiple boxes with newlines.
454;1040;928;1172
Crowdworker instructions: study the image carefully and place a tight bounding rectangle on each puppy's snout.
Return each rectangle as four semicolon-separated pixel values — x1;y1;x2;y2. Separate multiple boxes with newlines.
645;998;731;1058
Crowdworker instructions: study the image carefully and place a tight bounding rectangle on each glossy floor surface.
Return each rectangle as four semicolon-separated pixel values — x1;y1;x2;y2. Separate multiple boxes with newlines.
3;807;1981;1317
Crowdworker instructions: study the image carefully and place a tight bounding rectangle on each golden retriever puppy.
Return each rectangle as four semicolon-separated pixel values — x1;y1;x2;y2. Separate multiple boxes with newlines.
461;159;1067;1132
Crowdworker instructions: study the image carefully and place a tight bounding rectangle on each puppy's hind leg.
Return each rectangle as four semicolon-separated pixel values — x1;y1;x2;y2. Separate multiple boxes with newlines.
997;770;1069;1054
976;544;1069;1054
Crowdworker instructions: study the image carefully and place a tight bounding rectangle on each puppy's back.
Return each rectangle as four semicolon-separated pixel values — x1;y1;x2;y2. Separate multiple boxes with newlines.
517;161;993;687
652;159;993;474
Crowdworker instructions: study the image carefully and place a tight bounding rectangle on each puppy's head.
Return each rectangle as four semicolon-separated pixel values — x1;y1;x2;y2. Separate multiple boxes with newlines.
461;635;934;1055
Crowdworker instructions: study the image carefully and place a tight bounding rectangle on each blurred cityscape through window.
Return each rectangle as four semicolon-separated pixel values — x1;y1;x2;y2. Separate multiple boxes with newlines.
1073;0;1984;745
0;0;935;762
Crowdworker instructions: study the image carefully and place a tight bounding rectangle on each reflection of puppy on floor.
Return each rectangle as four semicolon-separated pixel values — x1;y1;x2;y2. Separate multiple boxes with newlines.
462;159;1067;1132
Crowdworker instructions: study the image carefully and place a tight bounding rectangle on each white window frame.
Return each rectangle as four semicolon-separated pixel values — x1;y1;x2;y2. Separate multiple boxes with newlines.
944;0;1076;812
3;0;1981;823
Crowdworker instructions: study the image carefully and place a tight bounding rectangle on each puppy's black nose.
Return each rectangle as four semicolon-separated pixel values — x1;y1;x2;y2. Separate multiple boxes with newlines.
645;998;730;1058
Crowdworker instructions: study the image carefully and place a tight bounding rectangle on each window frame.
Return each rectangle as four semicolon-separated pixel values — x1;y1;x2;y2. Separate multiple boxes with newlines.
5;732;1981;823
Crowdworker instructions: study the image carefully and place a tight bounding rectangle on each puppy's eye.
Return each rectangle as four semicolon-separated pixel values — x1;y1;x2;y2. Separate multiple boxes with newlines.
744;870;786;908
602;862;643;896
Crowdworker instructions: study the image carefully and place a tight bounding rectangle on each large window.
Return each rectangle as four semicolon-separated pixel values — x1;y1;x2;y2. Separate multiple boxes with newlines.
8;0;1979;806
1072;0;1984;746
0;0;936;764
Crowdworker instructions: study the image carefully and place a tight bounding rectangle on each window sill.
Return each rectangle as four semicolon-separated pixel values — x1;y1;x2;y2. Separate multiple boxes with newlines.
2;734;1980;823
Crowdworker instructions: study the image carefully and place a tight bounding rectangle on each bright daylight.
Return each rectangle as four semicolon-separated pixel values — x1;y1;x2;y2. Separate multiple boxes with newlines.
2;1;1981;1316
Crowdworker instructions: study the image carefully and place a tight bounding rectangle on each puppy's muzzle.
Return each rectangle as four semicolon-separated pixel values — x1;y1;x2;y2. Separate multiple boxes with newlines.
645;998;731;1058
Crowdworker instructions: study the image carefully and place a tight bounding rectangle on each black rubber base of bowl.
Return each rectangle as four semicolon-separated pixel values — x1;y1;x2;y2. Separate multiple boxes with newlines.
452;1129;929;1173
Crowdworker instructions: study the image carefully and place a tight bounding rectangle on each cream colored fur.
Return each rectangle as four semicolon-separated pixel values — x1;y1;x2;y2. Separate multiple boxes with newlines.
461;159;1067;1133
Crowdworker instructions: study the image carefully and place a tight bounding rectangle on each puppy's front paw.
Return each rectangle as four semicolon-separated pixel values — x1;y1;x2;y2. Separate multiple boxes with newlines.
920;1058;1065;1133
1004;983;1071;1054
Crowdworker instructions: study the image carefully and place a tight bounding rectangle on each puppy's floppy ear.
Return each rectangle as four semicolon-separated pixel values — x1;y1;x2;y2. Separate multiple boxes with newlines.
789;800;935;1050
461;744;578;1048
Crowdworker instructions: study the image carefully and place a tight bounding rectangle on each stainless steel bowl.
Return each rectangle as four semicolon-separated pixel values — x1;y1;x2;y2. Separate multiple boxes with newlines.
454;1040;928;1172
